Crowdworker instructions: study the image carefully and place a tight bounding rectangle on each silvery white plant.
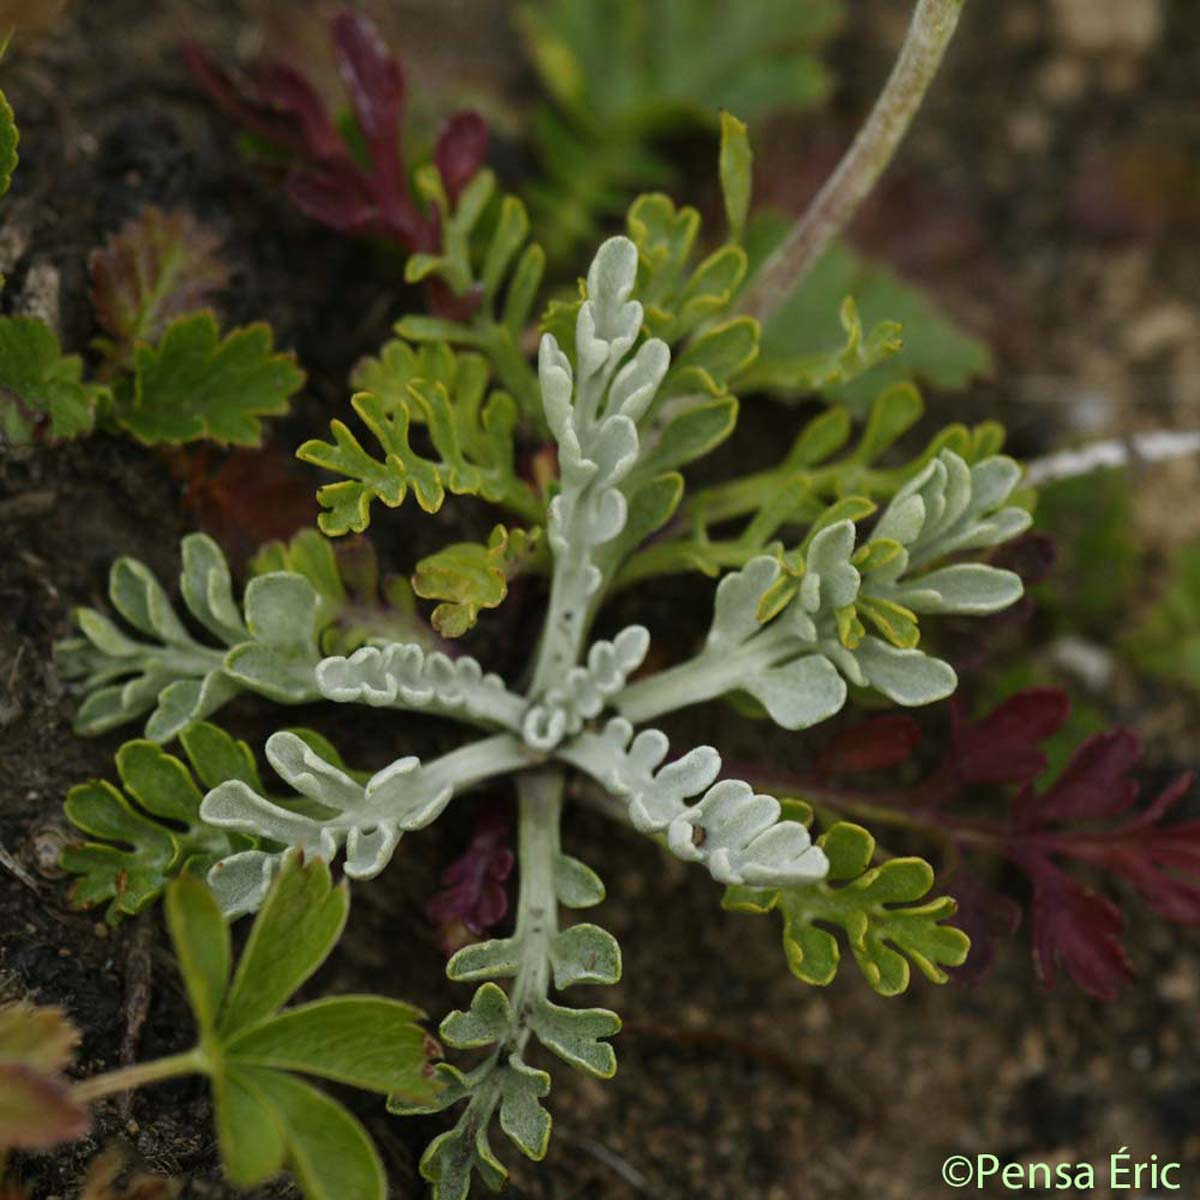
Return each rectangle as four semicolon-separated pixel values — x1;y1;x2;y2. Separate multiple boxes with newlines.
60;236;1030;1199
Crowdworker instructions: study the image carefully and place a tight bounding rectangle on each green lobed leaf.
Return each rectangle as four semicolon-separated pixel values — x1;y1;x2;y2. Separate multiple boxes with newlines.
517;0;838;263
626;192;749;343
740;294;902;394
211;1066;287;1187
725;822;970;995
240;1067;386;1200
0;316;99;444
61;726;258;924
227;996;438;1104
164;868;231;1033
299;352;542;536
412;524;546;637
149;854;437;1200
113;311;303;446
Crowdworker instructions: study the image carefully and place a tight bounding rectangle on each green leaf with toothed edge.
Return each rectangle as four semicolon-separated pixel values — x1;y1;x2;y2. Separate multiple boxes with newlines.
112;311;303;446
0;316;101;444
745;228;991;408
517;0;838;263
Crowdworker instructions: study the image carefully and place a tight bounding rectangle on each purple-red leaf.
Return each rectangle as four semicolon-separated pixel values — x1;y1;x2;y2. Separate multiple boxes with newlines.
186;9;485;260
0;1065;90;1149
1023;854;1132;1000
331;10;406;157
181;42;316;158
1017;729;1141;827
425;805;515;957
436;112;490;205
814;714;921;776
248;61;345;161
1099;774;1200;924
284;164;378;236
950;688;1070;787
944;872;1022;987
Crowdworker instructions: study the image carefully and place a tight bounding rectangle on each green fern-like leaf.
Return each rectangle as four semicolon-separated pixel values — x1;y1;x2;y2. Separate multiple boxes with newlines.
299;343;543;536
746;230;992;409
725;820;969;995
395;169;546;422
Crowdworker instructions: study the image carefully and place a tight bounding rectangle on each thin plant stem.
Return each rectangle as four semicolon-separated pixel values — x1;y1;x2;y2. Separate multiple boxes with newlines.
72;1046;207;1103
736;0;968;324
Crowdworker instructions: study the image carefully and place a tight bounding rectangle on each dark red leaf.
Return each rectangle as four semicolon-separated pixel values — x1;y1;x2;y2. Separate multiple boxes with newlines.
284;164;378;236
0;1064;90;1149
814;714;921;776
330;10;405;160
944;871;1022;987
1101;774;1200;924
950;688;1070;786
1023;854;1131;1001
182;42;317;159
435;111;489;205
425;804;515;957
247;61;345;161
1022;730;1141;827
186;11;482;263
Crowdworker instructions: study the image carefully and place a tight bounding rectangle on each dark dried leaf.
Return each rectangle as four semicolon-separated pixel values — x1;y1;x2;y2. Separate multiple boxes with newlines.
425;804;515;956
89;207;228;369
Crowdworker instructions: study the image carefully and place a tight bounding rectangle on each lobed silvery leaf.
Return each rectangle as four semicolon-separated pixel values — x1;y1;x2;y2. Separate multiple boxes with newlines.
56;534;323;743
315;642;526;731
558;718;828;887
201;731;533;916
872;449;1030;571
522;625;649;751
616;449;1028;730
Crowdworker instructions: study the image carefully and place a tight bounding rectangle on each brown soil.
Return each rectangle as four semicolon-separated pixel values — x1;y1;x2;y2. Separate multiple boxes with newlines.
2;2;1198;1198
